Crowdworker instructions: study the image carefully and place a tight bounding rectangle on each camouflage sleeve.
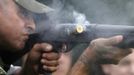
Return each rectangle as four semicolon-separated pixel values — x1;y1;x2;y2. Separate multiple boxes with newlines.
0;57;6;75
0;67;6;75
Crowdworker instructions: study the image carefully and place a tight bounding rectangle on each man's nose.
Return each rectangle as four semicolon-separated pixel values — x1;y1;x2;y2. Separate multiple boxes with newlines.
25;19;36;34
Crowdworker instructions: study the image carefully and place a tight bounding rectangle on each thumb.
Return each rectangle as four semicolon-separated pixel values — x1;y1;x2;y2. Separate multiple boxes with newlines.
27;44;42;63
104;35;123;46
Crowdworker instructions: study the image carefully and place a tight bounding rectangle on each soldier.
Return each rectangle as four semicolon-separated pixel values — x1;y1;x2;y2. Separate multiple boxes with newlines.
0;0;60;75
0;0;132;75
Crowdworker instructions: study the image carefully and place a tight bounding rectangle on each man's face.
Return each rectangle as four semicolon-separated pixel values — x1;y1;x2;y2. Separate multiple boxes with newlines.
0;0;35;51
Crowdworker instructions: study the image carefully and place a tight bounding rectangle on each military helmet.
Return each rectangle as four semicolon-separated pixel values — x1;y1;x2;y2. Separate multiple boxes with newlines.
15;0;54;13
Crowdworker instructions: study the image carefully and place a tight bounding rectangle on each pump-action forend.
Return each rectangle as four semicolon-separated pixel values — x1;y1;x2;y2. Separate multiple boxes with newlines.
26;23;134;52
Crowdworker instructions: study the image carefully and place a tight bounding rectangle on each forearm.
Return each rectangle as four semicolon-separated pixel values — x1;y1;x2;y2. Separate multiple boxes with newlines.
69;47;95;75
20;54;39;75
69;60;89;75
20;62;38;75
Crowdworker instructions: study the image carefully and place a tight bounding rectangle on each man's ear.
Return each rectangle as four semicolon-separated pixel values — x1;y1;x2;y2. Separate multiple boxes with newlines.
101;64;112;75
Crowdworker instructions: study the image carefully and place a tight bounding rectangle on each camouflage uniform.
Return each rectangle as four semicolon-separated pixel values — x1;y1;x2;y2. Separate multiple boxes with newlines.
0;57;6;75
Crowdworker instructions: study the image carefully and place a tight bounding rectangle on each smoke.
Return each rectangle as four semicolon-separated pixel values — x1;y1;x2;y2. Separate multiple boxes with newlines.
73;11;90;24
35;0;134;32
32;0;134;43
35;0;92;32
67;0;134;25
33;0;134;42
47;0;90;24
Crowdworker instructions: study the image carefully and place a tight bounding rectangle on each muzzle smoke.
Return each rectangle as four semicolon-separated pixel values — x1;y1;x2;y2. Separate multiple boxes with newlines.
34;0;134;33
34;0;91;34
